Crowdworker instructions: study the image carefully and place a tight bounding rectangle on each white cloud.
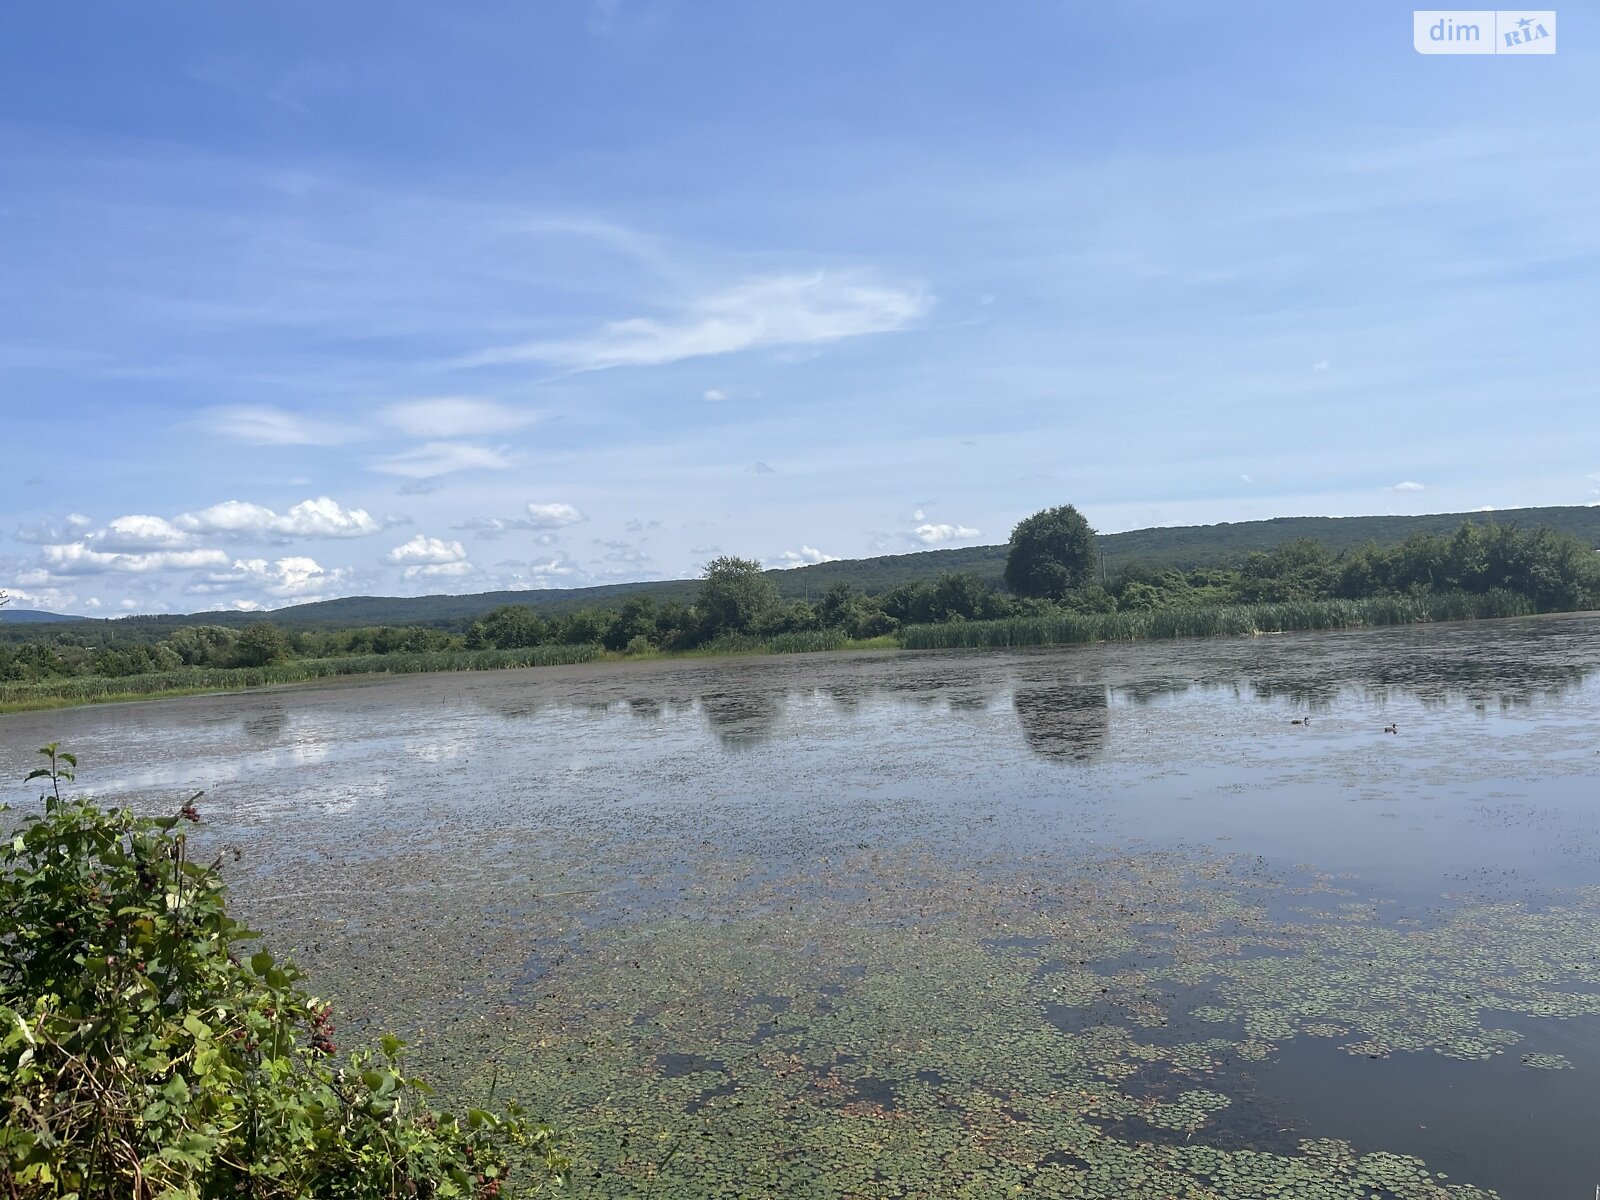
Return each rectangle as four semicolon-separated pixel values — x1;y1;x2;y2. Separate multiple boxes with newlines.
772;545;840;568
388;536;475;581
1312;359;1332;372
702;389;727;401
40;542;230;576
403;560;475;580
492;556;579;588
1387;481;1427;492
0;586;78;611
90;515;196;551
913;523;980;545
176;497;385;540
388;534;468;565
372;442;517;478
14;514;92;544
1240;474;1255;484
469;270;930;371
524;502;586;528
201;405;357;446
382;397;536;438
454;502;587;537
200;556;349;600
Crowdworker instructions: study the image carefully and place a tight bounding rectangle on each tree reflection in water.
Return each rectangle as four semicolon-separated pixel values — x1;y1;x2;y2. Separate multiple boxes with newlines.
1012;681;1110;763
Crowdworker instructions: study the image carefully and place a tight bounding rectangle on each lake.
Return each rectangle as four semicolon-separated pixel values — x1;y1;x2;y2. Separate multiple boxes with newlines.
5;613;1600;1198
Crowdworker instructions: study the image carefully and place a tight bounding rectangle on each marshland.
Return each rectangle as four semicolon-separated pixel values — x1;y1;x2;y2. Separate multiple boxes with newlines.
7;611;1600;1197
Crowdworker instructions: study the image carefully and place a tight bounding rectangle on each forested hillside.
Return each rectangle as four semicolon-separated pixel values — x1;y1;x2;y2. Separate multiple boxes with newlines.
5;504;1599;638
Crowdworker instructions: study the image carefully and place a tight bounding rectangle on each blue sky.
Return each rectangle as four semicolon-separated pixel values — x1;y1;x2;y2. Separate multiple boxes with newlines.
2;2;1596;615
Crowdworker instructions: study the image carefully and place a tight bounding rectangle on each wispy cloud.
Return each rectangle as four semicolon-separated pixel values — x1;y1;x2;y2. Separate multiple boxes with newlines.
200;405;359;446
372;442;517;478
1387;481;1427;493
381;396;537;438
453;502;587;537
467;271;930;371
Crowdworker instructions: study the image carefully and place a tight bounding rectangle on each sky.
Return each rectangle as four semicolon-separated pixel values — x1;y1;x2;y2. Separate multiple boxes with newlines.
1;2;1596;616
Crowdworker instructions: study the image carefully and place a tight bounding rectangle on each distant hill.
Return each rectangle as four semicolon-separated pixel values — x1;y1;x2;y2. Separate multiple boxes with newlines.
0;608;82;624
8;504;1600;637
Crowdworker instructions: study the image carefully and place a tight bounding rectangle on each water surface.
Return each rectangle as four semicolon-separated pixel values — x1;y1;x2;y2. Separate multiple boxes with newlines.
5;614;1599;1198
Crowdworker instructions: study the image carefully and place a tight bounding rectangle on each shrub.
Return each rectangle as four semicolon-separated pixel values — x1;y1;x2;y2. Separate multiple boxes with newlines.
0;745;568;1199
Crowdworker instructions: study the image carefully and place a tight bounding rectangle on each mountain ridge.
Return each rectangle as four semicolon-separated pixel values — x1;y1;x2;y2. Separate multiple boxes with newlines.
7;503;1599;633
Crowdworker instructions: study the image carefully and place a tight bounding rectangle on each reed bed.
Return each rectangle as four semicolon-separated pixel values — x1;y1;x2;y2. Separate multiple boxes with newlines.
0;643;603;707
764;629;850;654
898;591;1536;650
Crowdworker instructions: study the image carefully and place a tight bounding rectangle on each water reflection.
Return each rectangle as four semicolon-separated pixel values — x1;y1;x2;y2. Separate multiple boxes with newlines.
699;690;784;749
1012;682;1110;764
242;708;288;742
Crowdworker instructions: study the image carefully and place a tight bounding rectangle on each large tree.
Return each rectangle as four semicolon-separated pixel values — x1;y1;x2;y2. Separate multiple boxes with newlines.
697;555;779;636
1004;505;1098;600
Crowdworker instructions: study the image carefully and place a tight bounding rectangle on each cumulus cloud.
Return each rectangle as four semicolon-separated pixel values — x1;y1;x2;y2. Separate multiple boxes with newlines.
468;270;930;371
40;542;229;576
372;442;517;479
96;515;195;550
525;502;586;528
388;534;467;565
772;545;840;568
388;534;472;580
201;405;358;446
913;523;980;545
1387;481;1427;493
197;556;349;600
175;497;387;540
382;397;536;438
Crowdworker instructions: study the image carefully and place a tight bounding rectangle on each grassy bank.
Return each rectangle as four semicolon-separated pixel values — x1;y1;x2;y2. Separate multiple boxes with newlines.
0;634;906;713
0;643;605;712
899;590;1536;649
0;593;1563;713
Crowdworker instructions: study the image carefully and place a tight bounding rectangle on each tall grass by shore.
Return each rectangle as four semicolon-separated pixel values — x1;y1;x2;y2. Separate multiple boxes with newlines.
0;592;1555;713
899;590;1536;650
0;643;603;709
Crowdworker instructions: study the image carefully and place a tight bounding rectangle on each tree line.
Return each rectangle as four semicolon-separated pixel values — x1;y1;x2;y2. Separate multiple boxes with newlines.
3;510;1596;684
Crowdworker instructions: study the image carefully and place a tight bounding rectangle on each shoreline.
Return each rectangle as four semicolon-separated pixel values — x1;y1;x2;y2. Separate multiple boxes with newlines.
4;607;1596;716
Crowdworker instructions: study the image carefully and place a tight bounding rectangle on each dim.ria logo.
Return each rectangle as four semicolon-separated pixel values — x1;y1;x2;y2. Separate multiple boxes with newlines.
1413;9;1556;53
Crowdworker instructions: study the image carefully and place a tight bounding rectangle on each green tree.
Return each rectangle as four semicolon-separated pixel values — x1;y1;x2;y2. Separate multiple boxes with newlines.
465;605;547;650
696;556;779;637
232;622;289;667
1003;505;1098;600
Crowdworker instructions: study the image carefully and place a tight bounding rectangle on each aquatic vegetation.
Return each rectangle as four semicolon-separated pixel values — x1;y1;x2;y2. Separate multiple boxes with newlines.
900;593;1536;649
265;824;1600;1200
1520;1052;1572;1070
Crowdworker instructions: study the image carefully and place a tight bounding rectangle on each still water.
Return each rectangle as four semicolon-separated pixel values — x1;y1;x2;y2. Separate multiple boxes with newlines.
4;614;1599;1198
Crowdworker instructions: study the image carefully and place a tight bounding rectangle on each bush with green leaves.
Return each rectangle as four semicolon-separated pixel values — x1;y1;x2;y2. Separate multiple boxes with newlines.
0;745;568;1199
